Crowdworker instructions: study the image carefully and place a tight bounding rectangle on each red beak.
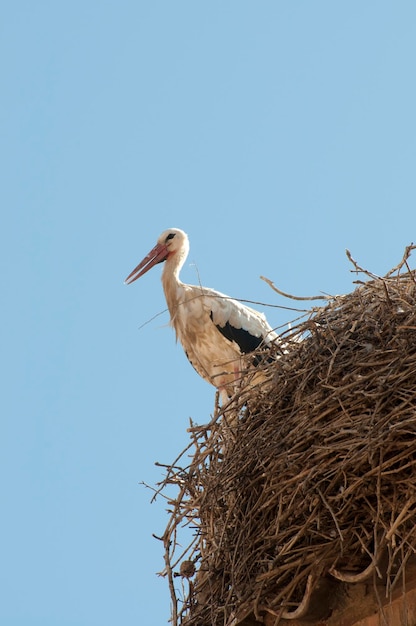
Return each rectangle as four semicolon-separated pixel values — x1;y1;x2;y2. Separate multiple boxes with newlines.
124;242;169;284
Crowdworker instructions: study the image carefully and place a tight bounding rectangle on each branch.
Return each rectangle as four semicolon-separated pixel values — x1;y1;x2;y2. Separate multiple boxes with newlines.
260;276;332;301
384;243;416;278
345;249;380;279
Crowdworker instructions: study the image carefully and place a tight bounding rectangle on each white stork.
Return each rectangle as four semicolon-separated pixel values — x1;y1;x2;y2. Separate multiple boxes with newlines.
125;228;279;401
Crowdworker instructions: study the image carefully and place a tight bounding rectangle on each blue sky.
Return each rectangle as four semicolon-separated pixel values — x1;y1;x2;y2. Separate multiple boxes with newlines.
1;2;415;624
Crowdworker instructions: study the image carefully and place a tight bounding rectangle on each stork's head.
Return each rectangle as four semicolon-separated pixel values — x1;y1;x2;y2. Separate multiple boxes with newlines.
124;228;189;284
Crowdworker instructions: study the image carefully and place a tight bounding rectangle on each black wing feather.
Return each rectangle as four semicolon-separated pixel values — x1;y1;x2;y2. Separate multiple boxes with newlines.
210;312;264;354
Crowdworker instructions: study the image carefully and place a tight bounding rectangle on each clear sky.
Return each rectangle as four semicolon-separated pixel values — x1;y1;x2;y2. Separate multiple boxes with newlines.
1;2;416;625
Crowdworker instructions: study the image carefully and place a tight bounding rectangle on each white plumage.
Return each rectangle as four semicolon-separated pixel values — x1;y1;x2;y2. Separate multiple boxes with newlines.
125;228;279;399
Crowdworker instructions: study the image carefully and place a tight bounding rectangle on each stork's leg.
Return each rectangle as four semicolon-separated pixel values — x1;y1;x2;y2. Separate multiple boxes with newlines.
232;361;245;394
217;365;242;404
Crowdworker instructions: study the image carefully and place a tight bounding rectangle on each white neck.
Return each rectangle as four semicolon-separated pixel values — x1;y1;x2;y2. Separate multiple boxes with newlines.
161;249;186;318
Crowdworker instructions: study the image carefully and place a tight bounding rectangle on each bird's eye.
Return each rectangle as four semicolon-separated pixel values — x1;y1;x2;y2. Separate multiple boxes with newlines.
165;233;176;242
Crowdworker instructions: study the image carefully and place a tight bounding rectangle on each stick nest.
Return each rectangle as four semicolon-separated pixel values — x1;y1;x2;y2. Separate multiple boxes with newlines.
155;246;416;625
